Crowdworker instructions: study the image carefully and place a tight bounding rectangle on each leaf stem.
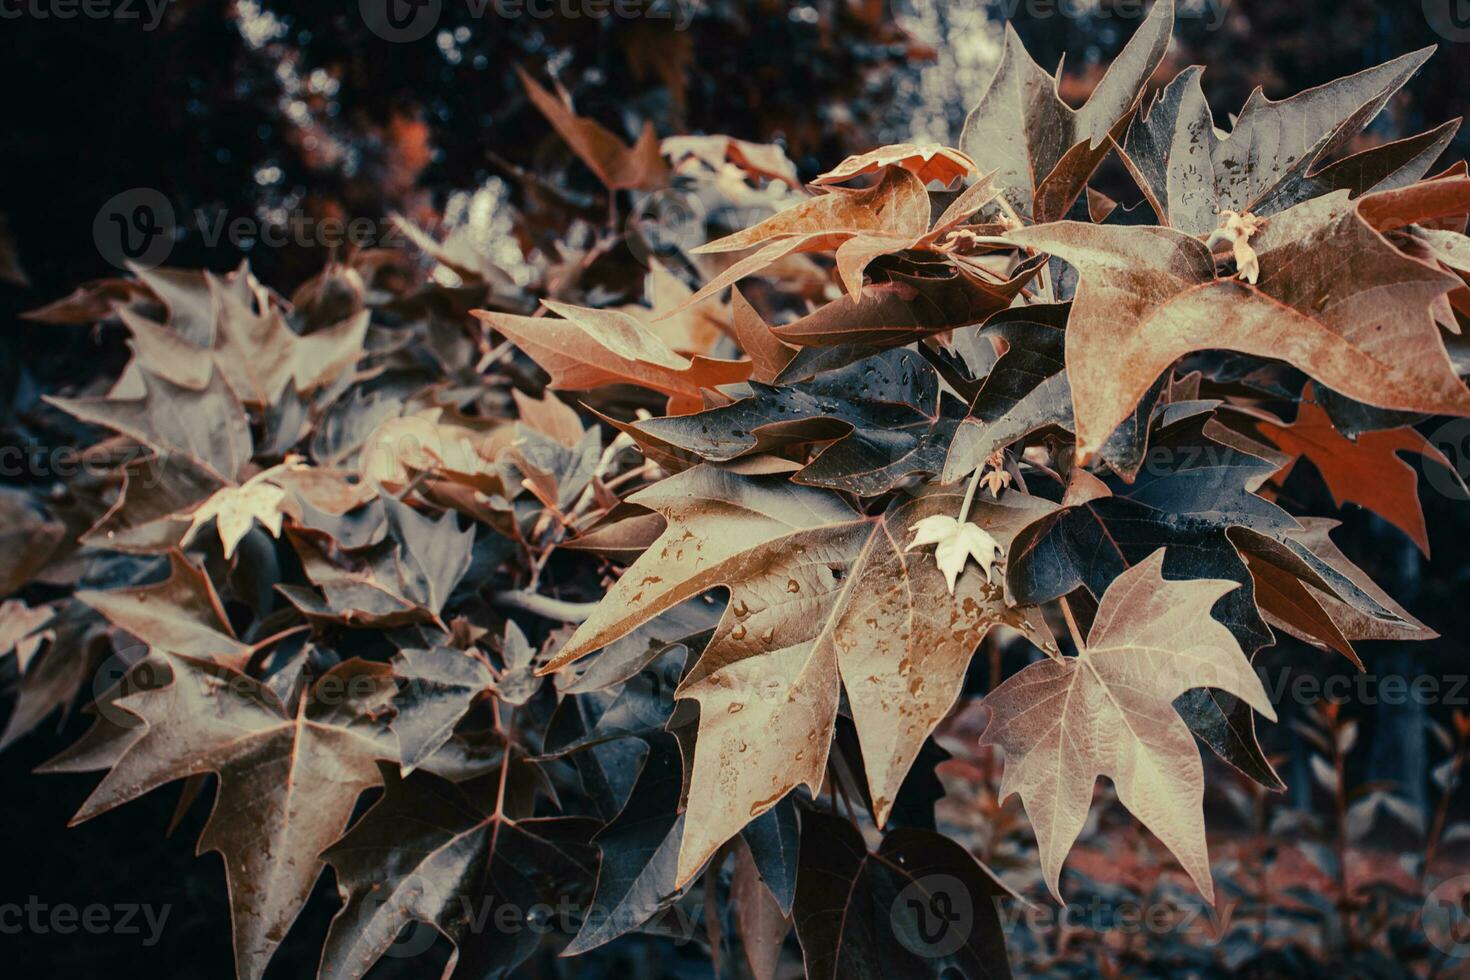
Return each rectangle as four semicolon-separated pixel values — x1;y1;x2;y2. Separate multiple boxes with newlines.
1058;597;1086;654
246;623;311;655
958;461;985;522
493;590;596;623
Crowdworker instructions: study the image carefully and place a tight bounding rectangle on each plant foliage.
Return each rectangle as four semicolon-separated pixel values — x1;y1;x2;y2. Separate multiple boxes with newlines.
5;2;1470;976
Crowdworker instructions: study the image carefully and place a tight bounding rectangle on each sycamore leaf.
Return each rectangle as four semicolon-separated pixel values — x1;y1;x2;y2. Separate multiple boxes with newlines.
731;286;795;383
812;143;977;187
662;134;801;187
118;277;370;407
631;348;960;496
70;655;399;980
47;364;252;484
180;470;291;559
564;732;686;955
1006;412;1407;787
473;300;751;415
694;167;931;256
792;811;1013;980
1120;49;1433;235
517;66;666;191
1256;392;1457;555
940;303;1161;483
958;0;1174;223
281;501;472;627
320;767;597;980
540;466;1056;887
906;514;1001;595
982;548;1276;903
733;837;791;980
77;552;252;665
390;645;495;773
1293;119;1461;202
0;599;54;673
770;261;1040;350
1008;180;1470;461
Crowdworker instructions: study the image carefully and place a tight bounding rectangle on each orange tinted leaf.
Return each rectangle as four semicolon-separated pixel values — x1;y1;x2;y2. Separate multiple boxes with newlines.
517;66;666;191
474;300;752;413
1256;394;1457;555
812;143;976;187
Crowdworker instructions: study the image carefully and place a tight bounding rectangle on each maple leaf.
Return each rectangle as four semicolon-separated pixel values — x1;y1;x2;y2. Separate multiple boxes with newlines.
117;274;371;407
0;600;54;673
517;65;666;191
473;299;752;415
812;142;977;187
1005;412;1412;787
982;548;1277;902
730;286;795;383
732;838;791;980
906;514;1002;595
792;810;1014;979
389;645;495;773
958;0;1174;223
1119;49;1433;235
770;260;1039;350
635;265;731;356
77;552;252;664
630;348;961;496
69;655;399;980
1008;179;1470;461
512;387;586;448
0;487;65;595
563;732;686;955
320;766;597;980
281;498;474;627
80;452;229;555
1245;517;1436;661
1255;392;1457;555
665;167;936;309
695;166;932;257
179;469;291;558
540;465;1056;886
662;134;801;188
940;303;1161;483
47;364;253;484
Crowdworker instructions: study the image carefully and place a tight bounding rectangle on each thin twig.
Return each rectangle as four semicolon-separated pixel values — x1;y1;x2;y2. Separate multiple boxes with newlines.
493;590;597;623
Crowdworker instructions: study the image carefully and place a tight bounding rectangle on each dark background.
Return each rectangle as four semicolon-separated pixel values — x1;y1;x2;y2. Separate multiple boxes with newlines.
3;1;1470;975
